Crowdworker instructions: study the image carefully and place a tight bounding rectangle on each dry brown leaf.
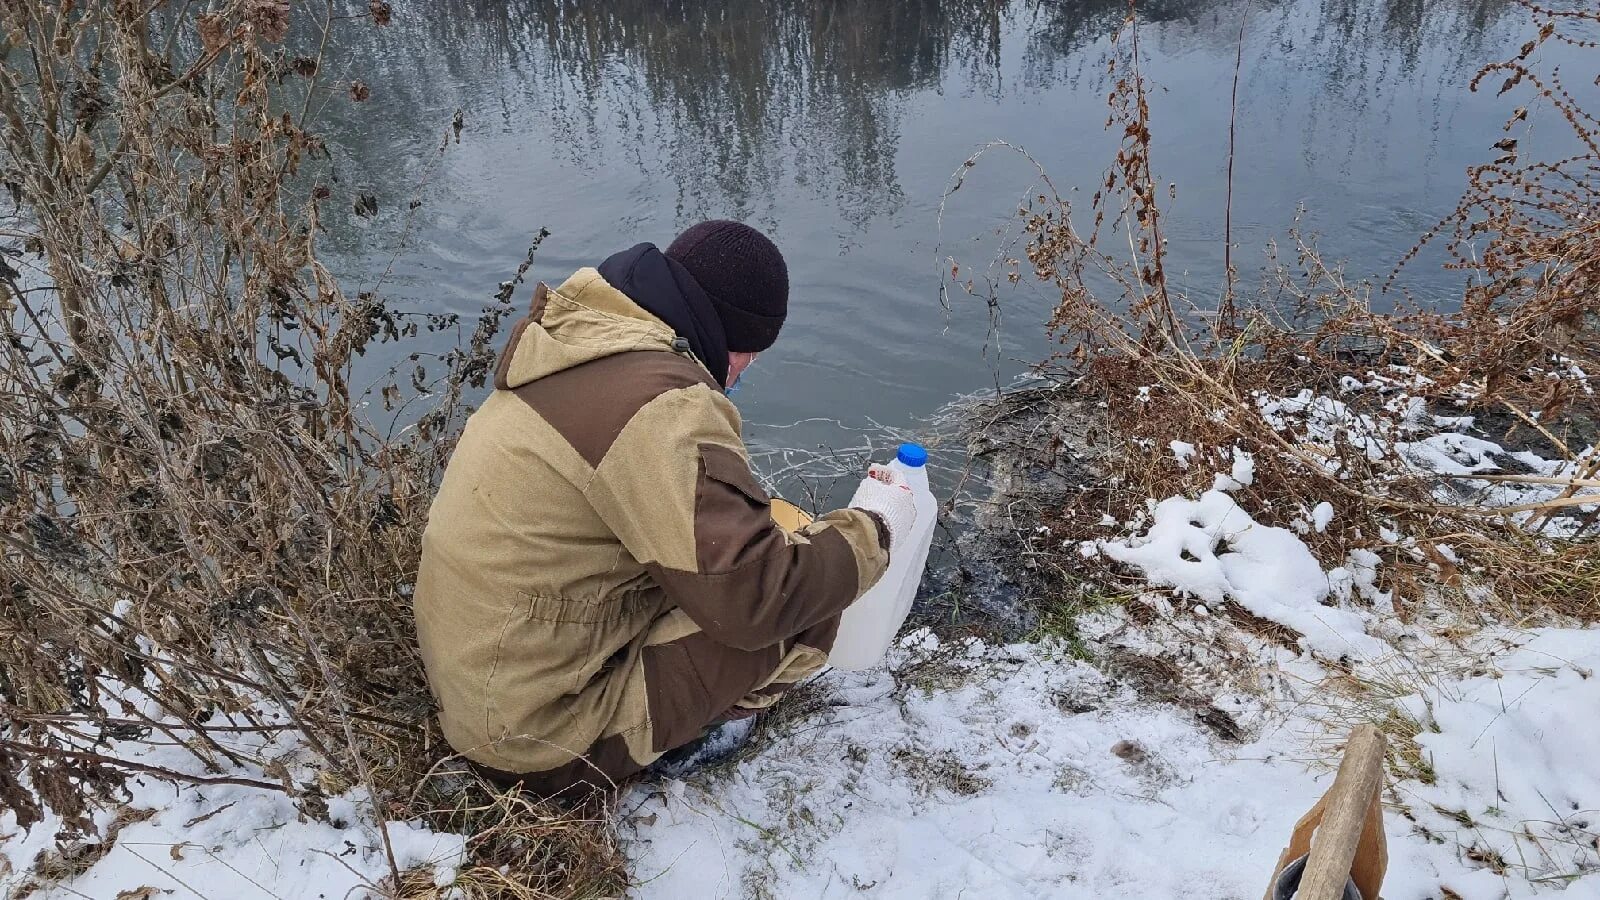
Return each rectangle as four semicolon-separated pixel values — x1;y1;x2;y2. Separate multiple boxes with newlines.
196;13;227;54
1421;544;1462;587
248;0;290;44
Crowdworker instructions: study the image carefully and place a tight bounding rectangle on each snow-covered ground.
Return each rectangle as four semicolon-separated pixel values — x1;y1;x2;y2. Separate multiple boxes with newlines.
0;708;466;899
5;385;1598;898
622;623;1599;899
9;616;1593;899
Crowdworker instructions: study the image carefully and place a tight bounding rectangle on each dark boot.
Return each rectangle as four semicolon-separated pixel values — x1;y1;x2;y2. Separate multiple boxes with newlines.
648;711;763;778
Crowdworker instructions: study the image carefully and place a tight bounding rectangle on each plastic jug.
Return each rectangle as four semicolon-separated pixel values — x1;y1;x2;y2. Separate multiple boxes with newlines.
829;443;938;670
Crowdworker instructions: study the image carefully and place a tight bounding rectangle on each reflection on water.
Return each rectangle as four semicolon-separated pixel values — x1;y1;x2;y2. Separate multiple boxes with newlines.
324;0;1559;491
343;0;1517;231
360;0;1015;227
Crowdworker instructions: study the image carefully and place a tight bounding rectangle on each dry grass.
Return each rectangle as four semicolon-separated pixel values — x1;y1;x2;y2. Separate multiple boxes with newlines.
0;3;615;896
404;771;628;899
942;0;1600;631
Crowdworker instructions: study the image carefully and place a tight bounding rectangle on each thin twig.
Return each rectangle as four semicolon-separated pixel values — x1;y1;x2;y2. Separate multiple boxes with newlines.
1;739;287;793
1219;4;1249;335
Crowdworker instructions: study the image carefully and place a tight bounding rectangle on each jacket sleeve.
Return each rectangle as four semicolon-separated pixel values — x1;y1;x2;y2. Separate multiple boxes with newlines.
583;383;890;651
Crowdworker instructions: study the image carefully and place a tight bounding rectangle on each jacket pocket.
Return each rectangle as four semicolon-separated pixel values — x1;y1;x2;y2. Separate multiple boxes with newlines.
512;592;649;698
641;639;713;753
525;593;630;624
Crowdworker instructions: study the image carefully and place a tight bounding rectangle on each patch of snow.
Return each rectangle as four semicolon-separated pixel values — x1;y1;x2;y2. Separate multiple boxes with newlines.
1393;629;1600;893
0;703;466;900
1230;447;1255;487
1311;501;1335;533
1387;394;1430;427
1096;490;1384;660
1169;440;1196;468
899;627;941;654
1399;433;1505;476
1256;390;1392;462
1327;566;1354;603
1212;471;1244;492
627;641;1314;899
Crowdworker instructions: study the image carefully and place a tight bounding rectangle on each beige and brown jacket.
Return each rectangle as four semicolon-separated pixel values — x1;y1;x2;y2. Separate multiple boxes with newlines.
413;267;889;793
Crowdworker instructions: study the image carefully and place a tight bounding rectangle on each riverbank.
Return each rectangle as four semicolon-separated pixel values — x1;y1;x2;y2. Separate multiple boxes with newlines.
8;378;1596;899
622;379;1600;898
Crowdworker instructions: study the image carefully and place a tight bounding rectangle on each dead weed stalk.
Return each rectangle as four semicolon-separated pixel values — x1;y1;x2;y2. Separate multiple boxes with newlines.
0;3;619;896
945;1;1600;627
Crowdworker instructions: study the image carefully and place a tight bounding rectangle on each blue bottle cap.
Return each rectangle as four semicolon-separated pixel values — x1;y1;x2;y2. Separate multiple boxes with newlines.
896;442;928;468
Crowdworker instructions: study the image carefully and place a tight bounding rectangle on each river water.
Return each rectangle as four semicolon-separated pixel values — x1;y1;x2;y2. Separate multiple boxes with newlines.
319;0;1570;499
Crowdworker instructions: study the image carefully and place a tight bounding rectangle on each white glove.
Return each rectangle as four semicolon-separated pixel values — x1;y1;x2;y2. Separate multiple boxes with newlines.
847;464;918;551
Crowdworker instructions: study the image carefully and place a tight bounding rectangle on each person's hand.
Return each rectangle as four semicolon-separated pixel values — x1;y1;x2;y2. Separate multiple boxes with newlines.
848;464;917;551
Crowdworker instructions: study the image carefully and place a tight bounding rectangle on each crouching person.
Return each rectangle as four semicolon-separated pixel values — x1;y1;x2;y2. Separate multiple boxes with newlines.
413;221;917;796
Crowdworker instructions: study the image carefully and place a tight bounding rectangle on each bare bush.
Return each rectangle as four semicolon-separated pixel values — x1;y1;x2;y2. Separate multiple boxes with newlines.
1;3;622;895
945;0;1600;625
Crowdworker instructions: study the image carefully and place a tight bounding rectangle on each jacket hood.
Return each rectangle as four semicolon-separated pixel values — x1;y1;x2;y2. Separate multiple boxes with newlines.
599;243;730;387
493;260;722;392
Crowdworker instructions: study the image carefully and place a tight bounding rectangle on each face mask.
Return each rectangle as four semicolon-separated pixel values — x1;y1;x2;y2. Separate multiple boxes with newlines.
725;353;756;397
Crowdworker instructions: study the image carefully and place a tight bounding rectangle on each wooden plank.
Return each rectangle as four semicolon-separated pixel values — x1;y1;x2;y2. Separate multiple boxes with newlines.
1298;725;1386;900
1350;781;1389;900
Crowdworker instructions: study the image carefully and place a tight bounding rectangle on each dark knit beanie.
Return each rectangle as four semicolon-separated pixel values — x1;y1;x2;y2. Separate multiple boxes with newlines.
665;220;788;352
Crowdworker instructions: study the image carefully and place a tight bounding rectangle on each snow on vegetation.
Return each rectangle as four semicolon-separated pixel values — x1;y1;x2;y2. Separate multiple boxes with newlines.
1311;501;1336;533
1094;487;1386;661
0;701;466;900
1258;378;1600;527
